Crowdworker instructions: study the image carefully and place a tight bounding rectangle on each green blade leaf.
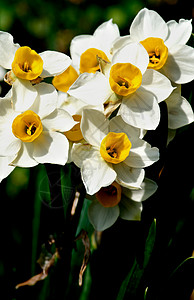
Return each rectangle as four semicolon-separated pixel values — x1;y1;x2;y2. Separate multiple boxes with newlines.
116;219;156;300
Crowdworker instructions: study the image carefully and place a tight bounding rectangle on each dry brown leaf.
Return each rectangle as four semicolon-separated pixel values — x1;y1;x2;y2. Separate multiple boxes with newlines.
15;272;48;289
71;191;80;216
75;229;90;286
15;248;59;289
104;101;121;119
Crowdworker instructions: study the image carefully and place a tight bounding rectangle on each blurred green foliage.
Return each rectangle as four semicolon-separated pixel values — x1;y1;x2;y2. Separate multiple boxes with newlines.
0;0;193;54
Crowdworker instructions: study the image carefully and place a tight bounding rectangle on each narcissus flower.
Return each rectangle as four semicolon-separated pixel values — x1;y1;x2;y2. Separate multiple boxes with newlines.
0;83;76;167
70;19;120;73
0;31;72;110
113;8;194;84
87;178;158;231
71;109;159;195
69;42;173;130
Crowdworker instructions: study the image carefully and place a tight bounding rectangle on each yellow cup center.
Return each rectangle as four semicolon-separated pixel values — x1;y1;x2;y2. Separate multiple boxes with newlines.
96;181;122;207
52;65;79;93
12;46;43;80
100;132;132;164
64;115;83;142
12;110;43;142
140;37;168;70
109;63;142;96
79;48;110;73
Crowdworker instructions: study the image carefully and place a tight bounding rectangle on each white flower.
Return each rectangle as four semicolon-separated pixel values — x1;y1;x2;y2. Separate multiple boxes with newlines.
70;19;120;73
87;178;158;231
71;108;159;195
69;42;174;130
0;83;76;167
165;84;194;129
113;8;194;84
0;31;72;110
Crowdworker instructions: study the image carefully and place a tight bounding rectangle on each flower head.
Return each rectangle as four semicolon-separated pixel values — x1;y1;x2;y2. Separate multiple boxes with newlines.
87;178;158;231
0;83;76;167
70;19;120;73
69;42;173;130
113;8;194;84
0;31;72;111
71;108;159;195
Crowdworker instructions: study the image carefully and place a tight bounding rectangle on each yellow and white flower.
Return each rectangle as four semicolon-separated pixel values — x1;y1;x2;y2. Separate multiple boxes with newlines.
0;83;76;167
0;31;72;110
113;8;194;84
87;178;158;231
71;108;159;195
69;42;173;130
70;19;120;74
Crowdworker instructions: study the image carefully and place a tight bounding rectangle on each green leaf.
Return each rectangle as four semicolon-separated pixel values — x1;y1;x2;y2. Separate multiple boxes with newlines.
148;257;194;300
143;218;156;268
31;165;50;275
116;219;156;300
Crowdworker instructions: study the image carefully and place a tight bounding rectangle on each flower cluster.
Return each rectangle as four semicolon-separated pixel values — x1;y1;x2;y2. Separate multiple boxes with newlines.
0;8;193;231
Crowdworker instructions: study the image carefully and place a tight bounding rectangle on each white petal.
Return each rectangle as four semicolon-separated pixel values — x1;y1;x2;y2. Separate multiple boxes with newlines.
81;108;108;146
42;108;76;132
88;200;119;231
112;42;149;75
11;143;38;167
114;163;145;189
81;155;117;195
70;35;97;71
129;8;168;41
119;87;160;130
165;19;192;48
0;66;6;80
11;79;38;111
162;44;194;84
93;19;120;56
57;91;68;108
71;143;100;168
0;112;21;156
124;140;159;168
119;196;142;221
0;156;15;183
141;69;174;103
32;131;69;165
109;115;141;142
0;31;20;69
0;98;16;125
68;72;111;105
112;35;133;55
166;86;194;129
167;129;176;145
122;178;158;202
30;83;58;118
57;93;86;115
39;51;71;77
